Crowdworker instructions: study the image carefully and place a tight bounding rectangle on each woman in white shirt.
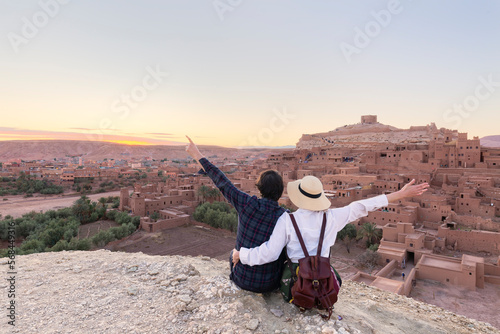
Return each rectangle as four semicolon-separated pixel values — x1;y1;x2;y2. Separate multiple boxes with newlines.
232;175;428;283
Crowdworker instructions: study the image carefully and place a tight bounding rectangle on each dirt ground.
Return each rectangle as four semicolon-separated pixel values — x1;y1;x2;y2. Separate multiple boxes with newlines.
0;190;122;218
411;279;500;329
106;223;236;261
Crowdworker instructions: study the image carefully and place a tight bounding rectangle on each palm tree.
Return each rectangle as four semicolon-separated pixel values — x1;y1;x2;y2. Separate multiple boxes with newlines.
357;222;382;248
197;185;210;203
98;197;107;219
207;188;221;202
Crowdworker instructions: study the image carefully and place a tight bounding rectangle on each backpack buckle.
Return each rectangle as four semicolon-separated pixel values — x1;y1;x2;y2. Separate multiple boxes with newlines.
312;280;319;289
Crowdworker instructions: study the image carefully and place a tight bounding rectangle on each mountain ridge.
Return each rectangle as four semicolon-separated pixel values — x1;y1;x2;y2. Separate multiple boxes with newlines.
0;140;287;161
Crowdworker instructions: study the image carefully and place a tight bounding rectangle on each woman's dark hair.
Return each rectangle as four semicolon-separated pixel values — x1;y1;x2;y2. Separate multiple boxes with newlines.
256;170;284;202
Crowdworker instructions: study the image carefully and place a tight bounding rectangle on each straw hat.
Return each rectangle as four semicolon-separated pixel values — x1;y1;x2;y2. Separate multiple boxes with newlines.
287;175;331;211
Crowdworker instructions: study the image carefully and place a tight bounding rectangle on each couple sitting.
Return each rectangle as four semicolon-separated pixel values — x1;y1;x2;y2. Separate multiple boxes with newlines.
186;136;429;298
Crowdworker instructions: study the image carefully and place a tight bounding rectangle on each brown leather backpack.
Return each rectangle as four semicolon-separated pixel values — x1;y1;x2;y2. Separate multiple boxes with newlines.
289;212;340;320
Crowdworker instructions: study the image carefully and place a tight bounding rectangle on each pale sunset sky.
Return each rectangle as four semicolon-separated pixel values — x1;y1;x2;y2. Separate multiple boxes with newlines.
1;1;499;147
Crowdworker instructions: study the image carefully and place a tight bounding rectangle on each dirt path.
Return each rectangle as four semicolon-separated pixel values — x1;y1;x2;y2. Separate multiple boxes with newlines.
0;191;122;218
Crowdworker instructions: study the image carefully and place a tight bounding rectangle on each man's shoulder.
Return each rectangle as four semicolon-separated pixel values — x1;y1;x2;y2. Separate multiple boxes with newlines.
247;197;284;211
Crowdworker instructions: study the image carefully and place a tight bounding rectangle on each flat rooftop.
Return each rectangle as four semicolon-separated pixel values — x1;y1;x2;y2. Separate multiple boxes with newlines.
462;254;484;266
406;233;422;240
378;247;406;257
371;277;403;294
419;256;462;272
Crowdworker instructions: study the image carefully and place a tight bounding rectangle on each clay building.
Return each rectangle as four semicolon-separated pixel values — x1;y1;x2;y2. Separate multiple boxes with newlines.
361;115;378;124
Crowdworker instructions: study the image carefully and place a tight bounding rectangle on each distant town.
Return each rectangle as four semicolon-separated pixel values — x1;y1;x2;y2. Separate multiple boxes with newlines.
1;115;500;301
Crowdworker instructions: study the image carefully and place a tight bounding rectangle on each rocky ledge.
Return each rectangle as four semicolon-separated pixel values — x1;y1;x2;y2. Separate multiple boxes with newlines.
2;250;498;334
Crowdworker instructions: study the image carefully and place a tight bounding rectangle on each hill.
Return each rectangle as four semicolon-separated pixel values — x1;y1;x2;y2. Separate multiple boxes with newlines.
4;250;498;334
0;140;288;161
481;136;500;148
296;121;438;150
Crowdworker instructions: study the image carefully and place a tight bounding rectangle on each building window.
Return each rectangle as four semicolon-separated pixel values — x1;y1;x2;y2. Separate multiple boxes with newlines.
409;243;413;247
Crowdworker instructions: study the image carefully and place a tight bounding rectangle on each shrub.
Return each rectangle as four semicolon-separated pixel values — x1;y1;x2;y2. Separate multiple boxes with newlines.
91;230;116;247
193;202;237;232
108;225;130;240
115;212;132;225
17;219;38;238
131;216;140;227
358;249;380;271
70;237;91;251
0;219;14;240
90;212;99;222
19;239;45;254
150;211;160;221
50;240;71;252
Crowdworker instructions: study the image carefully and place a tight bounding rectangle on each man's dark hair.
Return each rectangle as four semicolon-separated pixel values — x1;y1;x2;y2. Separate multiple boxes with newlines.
256;170;284;202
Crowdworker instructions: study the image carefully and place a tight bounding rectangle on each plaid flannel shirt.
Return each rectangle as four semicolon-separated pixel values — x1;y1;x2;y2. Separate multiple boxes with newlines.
199;158;285;292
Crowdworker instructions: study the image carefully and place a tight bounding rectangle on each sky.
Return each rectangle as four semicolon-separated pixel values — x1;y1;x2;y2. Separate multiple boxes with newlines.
0;0;499;147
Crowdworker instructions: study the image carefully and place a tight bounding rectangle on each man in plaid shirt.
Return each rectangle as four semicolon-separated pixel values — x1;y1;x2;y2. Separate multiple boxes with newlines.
186;136;286;292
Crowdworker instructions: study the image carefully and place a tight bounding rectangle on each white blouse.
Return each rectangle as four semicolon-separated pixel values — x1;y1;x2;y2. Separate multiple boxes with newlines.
240;195;388;265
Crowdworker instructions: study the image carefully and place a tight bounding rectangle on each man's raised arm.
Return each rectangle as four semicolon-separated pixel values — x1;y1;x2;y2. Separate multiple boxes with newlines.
185;135;250;211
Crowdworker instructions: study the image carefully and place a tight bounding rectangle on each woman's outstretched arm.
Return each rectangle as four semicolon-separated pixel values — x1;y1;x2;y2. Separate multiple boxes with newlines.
386;179;429;203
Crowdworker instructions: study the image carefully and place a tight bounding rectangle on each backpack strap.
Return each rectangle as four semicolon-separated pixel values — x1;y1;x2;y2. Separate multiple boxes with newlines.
317;212;327;256
289;212;327;257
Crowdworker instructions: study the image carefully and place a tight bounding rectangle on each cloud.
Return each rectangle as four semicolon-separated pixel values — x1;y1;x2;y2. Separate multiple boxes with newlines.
145;132;176;137
0;127;185;146
68;127;96;131
69;128;120;132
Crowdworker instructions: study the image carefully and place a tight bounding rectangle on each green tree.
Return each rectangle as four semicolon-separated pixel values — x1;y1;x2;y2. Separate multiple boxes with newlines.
150;211;160;221
197;185;210;204
357;223;382;248
206;188;221;202
97;197;108;219
91;230;115;247
337;224;357;253
72;196;95;224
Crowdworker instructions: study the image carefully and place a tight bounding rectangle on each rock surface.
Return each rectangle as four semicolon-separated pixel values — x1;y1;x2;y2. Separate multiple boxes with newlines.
4;250;499;334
